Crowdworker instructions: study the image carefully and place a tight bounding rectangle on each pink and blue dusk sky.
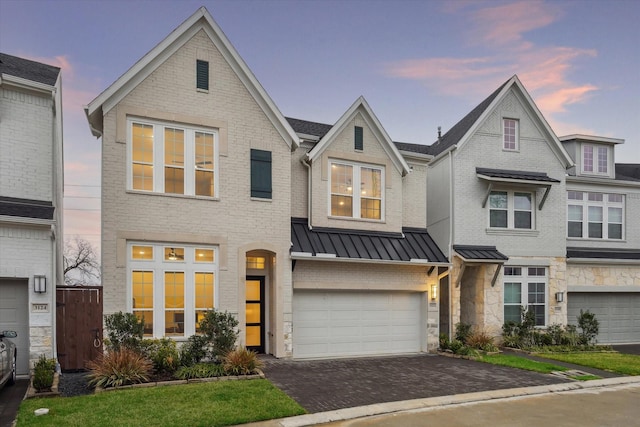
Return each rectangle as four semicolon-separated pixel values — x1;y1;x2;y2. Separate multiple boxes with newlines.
1;0;639;253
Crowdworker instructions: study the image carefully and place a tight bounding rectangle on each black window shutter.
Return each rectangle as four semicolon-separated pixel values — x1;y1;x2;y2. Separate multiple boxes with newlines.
196;60;209;90
355;126;363;150
251;149;272;199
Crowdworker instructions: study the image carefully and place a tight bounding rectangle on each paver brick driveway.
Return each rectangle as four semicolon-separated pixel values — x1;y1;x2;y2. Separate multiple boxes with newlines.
261;354;570;413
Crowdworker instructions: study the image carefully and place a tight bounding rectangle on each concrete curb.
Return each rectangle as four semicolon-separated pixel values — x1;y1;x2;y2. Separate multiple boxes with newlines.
252;376;640;427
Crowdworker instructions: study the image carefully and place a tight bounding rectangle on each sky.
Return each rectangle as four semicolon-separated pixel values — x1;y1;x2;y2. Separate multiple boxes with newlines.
1;0;639;258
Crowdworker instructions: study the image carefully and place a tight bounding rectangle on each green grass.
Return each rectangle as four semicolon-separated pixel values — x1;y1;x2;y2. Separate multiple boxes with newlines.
17;379;305;427
477;353;568;374
533;352;640;376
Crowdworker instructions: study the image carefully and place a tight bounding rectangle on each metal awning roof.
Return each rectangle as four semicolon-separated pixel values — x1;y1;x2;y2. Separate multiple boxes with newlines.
453;245;509;262
567;247;640;264
291;218;448;265
476;167;560;210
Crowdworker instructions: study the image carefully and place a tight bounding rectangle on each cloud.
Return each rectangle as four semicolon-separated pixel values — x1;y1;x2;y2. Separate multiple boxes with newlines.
535;85;598;114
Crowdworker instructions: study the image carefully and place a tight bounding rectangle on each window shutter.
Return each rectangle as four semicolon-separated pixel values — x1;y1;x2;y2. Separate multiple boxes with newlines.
354;126;363;150
251;149;272;199
196;60;209;90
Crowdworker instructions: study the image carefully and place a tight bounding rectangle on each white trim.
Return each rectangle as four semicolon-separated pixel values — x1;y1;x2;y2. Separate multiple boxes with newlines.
328;159;385;221
567;258;639;266
568;286;640;293
0;215;55;226
560;134;624;145
289;253;450;267
0;73;57;94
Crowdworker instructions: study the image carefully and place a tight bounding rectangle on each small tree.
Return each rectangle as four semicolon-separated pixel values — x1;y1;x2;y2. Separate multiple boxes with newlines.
198;310;239;360
577;309;599;345
104;312;144;352
64;237;101;285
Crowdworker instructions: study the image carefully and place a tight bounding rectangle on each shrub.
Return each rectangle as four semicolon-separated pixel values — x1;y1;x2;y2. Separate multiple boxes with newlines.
140;338;180;374
179;334;209;366
32;355;56;392
577;310;599;345
439;333;450;350
448;339;464;354
466;330;498;352
223;348;263;375
174;363;225;380
546;324;564;345
87;348;152;388
198;310;239;360
454;322;472;344
104;312;144;352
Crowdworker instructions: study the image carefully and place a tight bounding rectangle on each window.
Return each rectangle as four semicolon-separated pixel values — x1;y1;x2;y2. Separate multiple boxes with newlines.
128;119;218;197
503;119;518;150
489;191;533;229
250;149;272;199
582;144;609;175
567;191;624;239
129;242;217;338
196;60;209;91
504;267;547;327
354;126;363;151
330;161;384;220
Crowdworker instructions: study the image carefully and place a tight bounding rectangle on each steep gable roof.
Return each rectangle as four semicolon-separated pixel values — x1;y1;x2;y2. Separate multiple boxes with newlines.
286;117;333;140
305;96;411;176
429;75;573;168
85;7;299;149
0;52;60;88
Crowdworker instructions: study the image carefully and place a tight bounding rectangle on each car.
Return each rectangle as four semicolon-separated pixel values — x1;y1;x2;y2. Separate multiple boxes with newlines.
0;330;17;389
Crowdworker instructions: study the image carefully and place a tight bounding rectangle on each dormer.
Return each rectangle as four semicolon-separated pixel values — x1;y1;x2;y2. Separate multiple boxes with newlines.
560;134;624;180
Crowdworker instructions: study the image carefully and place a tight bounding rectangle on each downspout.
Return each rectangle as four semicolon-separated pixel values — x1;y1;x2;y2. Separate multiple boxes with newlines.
302;157;312;230
448;149;455;338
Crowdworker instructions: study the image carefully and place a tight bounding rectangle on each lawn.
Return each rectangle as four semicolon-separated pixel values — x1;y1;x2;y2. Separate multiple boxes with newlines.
533;352;640;376
477;353;568;374
17;379;305;427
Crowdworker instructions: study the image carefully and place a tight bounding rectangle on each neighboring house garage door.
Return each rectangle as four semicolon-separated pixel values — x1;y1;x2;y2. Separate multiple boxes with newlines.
0;279;29;375
568;292;640;344
293;291;422;358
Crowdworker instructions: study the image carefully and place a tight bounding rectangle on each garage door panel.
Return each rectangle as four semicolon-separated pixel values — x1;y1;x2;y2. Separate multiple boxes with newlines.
293;291;422;358
0;280;29;375
568;292;640;344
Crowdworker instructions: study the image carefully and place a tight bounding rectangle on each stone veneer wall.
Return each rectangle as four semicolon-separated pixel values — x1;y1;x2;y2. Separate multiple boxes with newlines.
567;264;640;287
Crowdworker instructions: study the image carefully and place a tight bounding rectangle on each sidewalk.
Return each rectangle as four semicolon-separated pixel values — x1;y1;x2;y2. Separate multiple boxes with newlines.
245;376;640;427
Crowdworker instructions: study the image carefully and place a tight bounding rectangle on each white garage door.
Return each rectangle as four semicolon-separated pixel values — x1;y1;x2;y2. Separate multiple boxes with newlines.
293;291;423;359
0;279;29;375
568;292;640;344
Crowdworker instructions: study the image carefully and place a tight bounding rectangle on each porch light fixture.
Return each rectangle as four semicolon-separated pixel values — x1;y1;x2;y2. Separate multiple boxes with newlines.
34;275;47;293
555;292;564;303
431;284;438;301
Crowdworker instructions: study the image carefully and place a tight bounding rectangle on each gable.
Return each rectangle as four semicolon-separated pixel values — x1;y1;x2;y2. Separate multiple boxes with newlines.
306;97;410;176
85;7;298;150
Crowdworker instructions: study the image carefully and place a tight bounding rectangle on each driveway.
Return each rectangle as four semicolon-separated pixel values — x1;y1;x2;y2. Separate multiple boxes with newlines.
261;354;570;413
613;344;640;355
0;379;28;427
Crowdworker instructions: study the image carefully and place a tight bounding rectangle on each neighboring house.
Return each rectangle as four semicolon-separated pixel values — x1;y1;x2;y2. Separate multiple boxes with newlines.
85;7;448;359
560;134;640;343
423;75;575;339
0;53;63;375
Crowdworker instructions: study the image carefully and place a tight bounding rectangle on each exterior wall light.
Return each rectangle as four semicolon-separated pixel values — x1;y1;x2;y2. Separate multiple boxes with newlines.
555;291;564;303
34;275;47;293
431;284;438;301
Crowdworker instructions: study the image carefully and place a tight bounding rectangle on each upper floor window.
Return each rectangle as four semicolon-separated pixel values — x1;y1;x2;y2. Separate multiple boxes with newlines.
567;191;624;239
129;119;218;197
489;190;533;229
503;119;519;151
330;160;384;220
582;144;609;175
196;60;209;91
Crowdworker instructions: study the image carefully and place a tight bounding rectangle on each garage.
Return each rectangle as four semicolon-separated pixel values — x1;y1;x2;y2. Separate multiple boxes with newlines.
568;292;640;344
293;290;423;359
0;279;29;375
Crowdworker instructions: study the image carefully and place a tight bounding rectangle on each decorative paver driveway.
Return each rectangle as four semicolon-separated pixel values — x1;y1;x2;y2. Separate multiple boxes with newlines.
261;354;570;413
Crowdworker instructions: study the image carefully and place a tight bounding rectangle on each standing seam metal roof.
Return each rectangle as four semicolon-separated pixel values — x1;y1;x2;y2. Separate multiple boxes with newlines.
291;218;448;263
453;245;509;261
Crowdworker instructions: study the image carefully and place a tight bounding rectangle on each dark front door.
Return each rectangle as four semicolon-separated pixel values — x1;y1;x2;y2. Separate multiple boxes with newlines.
245;276;265;353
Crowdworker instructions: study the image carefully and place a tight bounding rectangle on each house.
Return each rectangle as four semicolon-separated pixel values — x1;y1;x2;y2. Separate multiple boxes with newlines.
560;134;640;343
0;53;63;375
423;75;575;339
85;7;448;358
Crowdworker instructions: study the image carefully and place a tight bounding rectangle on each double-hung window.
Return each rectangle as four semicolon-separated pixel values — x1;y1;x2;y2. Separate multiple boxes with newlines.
489;190;533;229
129;118;217;197
504;267;547;327
582;144;609;175
330;161;384;220
503;119;518;150
567;191;624;239
129;243;217;338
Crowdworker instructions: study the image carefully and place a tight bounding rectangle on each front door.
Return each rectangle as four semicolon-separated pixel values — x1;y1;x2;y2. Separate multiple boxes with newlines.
245;276;265;353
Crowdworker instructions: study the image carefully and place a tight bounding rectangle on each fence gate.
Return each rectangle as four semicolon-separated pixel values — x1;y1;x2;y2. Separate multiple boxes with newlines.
56;286;103;371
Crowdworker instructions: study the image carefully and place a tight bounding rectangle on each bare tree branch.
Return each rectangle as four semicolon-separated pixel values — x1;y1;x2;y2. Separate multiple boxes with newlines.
63;237;101;285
